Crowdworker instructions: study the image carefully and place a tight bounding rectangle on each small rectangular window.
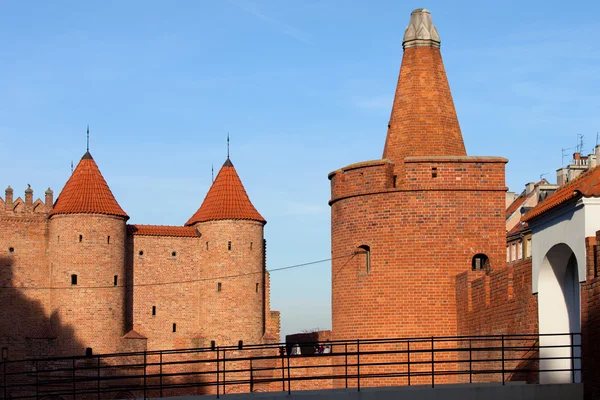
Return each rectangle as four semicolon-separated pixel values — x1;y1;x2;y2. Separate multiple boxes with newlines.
431;167;438;178
256;283;259;293
78;235;83;243
217;282;222;292
250;242;253;250
206;242;209;250
393;175;397;188
107;236;110;244
526;239;532;258
114;275;118;286
152;306;156;316
71;274;78;285
228;241;231;251
172;323;176;333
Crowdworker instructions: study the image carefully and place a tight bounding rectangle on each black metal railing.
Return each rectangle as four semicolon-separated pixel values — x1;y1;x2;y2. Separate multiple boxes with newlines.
0;333;581;399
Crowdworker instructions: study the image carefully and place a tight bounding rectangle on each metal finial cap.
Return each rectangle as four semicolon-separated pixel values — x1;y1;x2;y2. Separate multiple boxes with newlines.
403;8;441;49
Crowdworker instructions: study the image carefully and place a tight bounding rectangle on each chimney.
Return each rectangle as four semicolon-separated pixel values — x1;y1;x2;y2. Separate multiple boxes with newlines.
5;186;13;209
24;184;33;208
525;182;535;195
590;153;597;168
557;168;568;186
45;188;54;208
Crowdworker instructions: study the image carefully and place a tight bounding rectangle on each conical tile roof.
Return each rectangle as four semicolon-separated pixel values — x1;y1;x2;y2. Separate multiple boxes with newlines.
185;158;265;225
49;152;128;219
383;8;466;165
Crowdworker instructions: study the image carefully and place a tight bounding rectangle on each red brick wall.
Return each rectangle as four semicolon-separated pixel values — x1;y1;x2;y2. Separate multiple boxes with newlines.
48;213;131;356
330;158;506;342
582;235;600;399
455;259;539;383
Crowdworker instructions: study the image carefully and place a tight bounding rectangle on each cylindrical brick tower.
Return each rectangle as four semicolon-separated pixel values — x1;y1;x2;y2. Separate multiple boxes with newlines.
329;9;507;342
186;157;267;346
48;151;129;355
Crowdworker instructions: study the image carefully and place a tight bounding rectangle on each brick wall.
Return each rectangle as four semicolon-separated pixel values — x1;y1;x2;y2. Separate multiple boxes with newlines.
582;235;600;399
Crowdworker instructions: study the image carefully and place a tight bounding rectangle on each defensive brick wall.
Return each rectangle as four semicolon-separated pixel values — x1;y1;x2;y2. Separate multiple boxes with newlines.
582;235;600;399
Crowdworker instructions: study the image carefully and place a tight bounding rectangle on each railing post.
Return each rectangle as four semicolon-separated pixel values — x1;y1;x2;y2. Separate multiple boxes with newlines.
222;349;226;395
345;343;348;389
216;347;220;399
35;360;39;400
571;332;575;384
159;351;163;397
501;334;505;385
469;338;472;384
72;357;76;398
97;355;101;399
281;350;285;392
431;336;434;388
407;340;411;386
250;359;254;392
143;351;147;399
357;339;360;392
287;352;291;395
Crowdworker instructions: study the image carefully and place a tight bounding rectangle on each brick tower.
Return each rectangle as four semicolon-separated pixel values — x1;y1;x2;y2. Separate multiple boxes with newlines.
329;9;507;341
48;151;130;355
186;157;268;346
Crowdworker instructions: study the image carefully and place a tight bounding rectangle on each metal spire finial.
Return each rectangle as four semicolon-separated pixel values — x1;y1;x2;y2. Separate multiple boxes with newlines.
86;125;90;152
227;133;230;159
212;164;214;183
71;160;74;173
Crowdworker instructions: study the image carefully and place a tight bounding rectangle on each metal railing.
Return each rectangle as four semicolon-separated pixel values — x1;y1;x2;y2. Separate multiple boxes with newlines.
0;333;581;399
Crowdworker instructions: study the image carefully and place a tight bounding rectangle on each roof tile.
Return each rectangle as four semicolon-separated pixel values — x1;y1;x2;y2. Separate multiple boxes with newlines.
127;224;199;238
523;166;600;222
186;158;265;225
50;152;128;219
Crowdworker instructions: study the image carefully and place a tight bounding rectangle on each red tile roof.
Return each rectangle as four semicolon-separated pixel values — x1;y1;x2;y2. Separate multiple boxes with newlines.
523;166;600;222
507;221;529;237
127;224;199;237
50;152;128;219
185;158;265;226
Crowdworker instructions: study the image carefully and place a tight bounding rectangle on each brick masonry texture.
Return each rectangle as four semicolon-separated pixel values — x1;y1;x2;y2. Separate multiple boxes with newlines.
0;156;279;363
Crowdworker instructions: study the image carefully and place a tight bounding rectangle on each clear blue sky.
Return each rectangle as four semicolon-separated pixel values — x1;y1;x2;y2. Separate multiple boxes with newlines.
1;1;599;339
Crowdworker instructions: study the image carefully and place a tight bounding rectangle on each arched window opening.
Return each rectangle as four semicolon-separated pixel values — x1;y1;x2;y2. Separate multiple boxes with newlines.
357;245;371;274
71;274;78;285
228;241;232;251
472;254;489;271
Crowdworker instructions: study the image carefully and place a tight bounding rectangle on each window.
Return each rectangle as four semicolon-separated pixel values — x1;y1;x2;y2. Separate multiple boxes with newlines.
357;245;371;274
518;241;523;260
114;275;118;286
511;244;516;261
217;282;222;292
8;247;14;253
228;241;231;251
71;274;78;285
172;323;176;333
57;235;60;243
206;242;209;250
152;306;156;316
431;167;438;178
171;251;177;257
256;283;259;293
526;239;532;258
107;236;110;244
506;246;510;263
250;242;253;250
472;254;489;271
138;250;144;256
393;175;397;188
211;340;216;350
79;235;82;243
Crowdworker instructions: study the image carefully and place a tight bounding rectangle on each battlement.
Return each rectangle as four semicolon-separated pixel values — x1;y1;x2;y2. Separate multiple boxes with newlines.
0;185;53;216
329;156;507;205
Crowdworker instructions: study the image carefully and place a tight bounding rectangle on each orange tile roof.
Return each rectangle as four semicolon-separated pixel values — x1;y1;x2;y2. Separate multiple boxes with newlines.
50;152;128;219
523;166;600;222
127;224;199;237
506;192;527;218
185;158;265;226
507;221;529;237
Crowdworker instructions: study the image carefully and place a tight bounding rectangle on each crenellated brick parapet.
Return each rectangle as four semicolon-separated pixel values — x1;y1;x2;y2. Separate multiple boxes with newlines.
0;185;53;216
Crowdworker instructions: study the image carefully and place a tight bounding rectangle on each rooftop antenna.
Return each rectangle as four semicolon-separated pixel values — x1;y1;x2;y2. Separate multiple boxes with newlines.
561;147;573;167
576;134;584;154
86;125;90;153
539;172;549;181
227;133;230;159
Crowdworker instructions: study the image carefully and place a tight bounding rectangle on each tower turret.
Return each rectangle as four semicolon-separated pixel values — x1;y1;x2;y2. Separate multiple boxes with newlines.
187;157;267;346
48;151;129;355
383;8;466;176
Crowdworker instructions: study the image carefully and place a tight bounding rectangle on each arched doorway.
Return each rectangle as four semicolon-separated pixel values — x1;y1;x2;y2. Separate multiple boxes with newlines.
538;243;581;383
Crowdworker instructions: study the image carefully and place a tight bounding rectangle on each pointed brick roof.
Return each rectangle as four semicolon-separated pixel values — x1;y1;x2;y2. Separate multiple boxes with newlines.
383;9;466;165
523;166;600;222
49;152;128;219
185;158;265;225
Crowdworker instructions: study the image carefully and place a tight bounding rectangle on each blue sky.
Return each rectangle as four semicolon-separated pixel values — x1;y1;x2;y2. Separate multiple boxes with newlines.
1;1;599;339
